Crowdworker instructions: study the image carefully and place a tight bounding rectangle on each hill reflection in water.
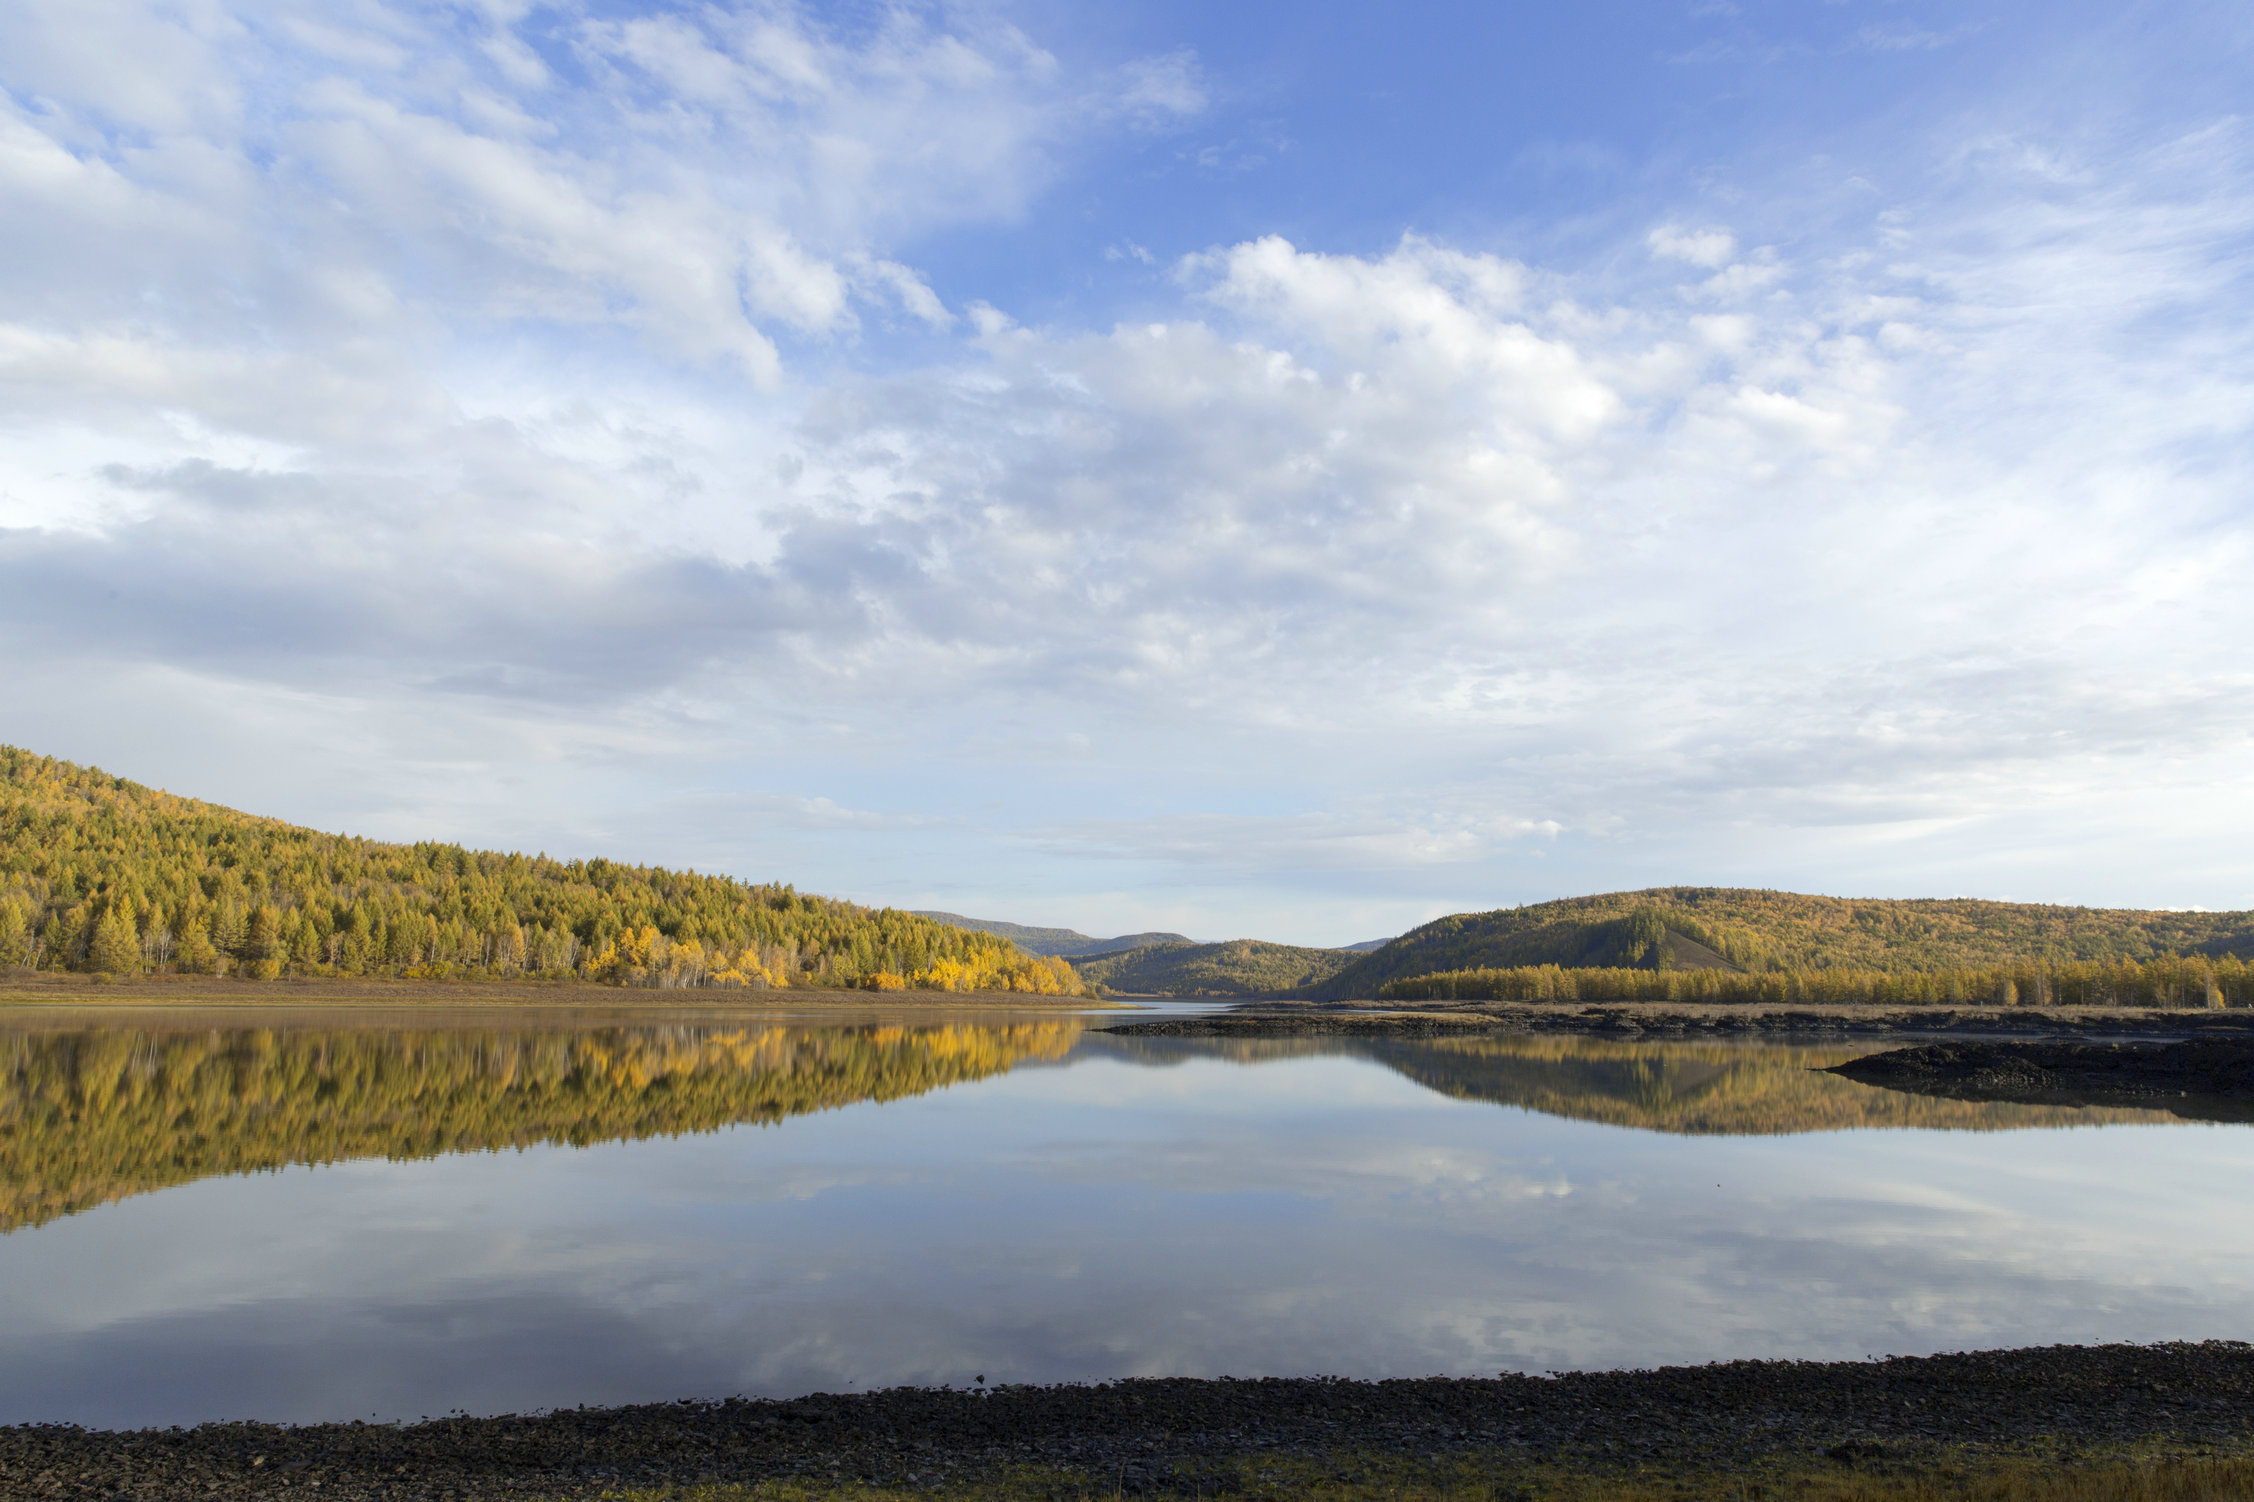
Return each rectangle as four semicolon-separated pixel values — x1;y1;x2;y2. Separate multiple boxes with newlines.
1086;1033;2175;1134
0;1020;1082;1231
2;1022;2182;1232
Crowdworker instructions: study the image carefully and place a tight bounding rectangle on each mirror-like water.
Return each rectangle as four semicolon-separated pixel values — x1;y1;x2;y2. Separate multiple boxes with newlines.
3;1009;2250;1429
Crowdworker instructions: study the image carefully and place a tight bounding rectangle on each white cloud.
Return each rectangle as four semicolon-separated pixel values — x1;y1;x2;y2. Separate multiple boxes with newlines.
1648;224;1738;269
1853;23;1976;54
1;5;2252;935
1114;49;1207;128
0;0;1171;399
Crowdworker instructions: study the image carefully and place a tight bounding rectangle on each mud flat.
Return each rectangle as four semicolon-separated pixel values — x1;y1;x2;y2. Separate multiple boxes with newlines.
4;1344;2252;1499
1831;1037;2254;1121
1104;999;2254;1041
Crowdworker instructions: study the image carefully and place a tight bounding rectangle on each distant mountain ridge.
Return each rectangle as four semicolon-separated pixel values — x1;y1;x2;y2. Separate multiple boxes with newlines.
910;912;1193;958
1072;939;1359;996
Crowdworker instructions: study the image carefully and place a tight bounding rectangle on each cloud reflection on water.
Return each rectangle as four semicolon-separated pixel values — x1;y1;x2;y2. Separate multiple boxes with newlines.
0;1019;2248;1427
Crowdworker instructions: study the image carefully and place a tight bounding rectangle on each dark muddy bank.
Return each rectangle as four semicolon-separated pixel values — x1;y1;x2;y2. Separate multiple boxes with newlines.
1831;1038;2254;1122
6;1344;2253;1499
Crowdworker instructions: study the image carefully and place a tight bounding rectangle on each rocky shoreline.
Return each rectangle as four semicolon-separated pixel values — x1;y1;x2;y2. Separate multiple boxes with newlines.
1830;1038;2254;1121
1104;1000;2254;1041
4;1344;2251;1499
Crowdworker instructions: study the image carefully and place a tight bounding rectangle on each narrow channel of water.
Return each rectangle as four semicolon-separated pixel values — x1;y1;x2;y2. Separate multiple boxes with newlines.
3;1010;2249;1428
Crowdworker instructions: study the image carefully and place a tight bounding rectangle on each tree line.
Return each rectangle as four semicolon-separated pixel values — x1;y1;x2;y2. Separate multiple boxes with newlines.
1379;954;2254;1008
0;747;1082;995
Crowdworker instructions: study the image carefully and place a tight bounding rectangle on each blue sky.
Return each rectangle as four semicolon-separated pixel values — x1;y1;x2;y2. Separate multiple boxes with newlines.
2;0;2250;943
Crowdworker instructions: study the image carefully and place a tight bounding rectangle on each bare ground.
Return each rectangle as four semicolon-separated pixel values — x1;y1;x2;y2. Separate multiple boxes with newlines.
5;1344;2253;1499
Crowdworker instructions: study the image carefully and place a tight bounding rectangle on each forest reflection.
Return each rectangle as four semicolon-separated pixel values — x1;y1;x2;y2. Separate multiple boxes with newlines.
2;1023;2182;1232
1087;1033;2178;1134
0;1020;1083;1230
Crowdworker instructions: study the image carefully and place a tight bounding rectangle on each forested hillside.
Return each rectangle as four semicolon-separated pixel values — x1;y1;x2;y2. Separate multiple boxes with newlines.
0;748;1082;993
1313;888;2254;999
1074;939;1358;996
1380;954;2254;1009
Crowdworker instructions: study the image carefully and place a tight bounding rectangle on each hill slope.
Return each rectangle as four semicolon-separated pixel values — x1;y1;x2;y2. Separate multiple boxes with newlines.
1313;888;2254;999
0;747;1082;994
1075;939;1359;996
910;911;1192;958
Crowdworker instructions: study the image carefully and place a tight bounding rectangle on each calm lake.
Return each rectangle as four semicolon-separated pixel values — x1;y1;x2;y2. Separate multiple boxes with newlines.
4;1006;2252;1430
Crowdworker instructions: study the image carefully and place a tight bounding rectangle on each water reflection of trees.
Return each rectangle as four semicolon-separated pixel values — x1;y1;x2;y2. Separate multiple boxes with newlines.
1089;1033;2174;1134
6;1025;2191;1233
0;1021;1080;1231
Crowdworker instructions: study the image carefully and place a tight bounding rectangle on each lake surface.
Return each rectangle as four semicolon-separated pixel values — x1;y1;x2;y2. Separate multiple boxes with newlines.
4;1006;2253;1429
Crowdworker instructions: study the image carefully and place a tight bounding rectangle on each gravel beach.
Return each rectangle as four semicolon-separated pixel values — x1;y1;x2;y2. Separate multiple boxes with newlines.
6;1343;2252;1499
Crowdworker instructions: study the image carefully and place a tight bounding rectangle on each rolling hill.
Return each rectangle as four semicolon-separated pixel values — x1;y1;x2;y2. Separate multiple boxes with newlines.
910;912;1192;957
1073;939;1360;996
0;747;1084;994
13;743;2247;1003
1310;888;2254;999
